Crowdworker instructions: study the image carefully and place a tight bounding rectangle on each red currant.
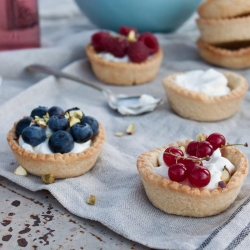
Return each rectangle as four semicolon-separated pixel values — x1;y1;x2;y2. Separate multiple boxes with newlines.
206;133;226;150
188;167;211;188
168;163;188;182
196;141;214;158
186;141;199;156
163;146;184;167
178;156;203;175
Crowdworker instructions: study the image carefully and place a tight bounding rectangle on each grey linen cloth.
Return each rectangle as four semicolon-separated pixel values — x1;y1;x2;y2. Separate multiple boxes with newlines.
1;1;250;249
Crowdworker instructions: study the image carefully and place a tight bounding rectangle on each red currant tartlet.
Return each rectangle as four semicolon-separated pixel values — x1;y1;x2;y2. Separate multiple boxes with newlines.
86;26;163;85
137;133;248;217
7;106;106;180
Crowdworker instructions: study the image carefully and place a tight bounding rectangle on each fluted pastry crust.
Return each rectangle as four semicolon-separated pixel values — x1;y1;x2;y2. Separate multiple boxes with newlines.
198;0;250;19
137;139;248;217
7;121;106;178
162;71;248;121
197;39;250;69
196;16;250;44
85;45;163;86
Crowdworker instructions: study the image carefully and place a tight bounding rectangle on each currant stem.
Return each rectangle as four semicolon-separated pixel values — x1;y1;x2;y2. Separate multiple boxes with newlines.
164;151;210;162
221;142;248;149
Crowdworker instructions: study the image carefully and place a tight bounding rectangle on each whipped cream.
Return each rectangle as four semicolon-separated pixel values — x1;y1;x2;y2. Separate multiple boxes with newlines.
154;148;236;189
175;69;230;96
97;52;129;63
19;127;91;154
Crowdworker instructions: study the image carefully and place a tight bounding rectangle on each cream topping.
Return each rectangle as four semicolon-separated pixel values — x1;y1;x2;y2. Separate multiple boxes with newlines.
154;148;236;189
97;52;129;62
174;69;230;96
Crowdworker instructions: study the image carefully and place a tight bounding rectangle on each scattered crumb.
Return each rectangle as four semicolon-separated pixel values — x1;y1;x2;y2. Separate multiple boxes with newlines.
87;195;96;205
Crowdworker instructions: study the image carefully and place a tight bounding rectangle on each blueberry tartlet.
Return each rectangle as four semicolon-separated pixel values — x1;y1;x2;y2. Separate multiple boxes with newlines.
137;133;248;217
86;26;163;85
7;106;106;179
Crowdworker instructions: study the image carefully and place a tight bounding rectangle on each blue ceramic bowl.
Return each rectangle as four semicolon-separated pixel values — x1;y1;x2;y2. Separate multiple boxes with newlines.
74;0;202;33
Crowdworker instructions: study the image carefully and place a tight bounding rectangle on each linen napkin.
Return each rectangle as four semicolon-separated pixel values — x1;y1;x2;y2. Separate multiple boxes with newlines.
0;53;250;250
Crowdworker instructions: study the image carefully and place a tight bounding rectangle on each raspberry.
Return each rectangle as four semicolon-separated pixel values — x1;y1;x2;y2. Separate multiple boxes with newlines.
91;32;110;52
119;26;137;36
138;32;159;55
105;36;129;58
127;41;149;63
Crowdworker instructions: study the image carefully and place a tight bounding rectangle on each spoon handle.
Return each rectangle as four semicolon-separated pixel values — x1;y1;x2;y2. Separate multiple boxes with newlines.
26;64;109;94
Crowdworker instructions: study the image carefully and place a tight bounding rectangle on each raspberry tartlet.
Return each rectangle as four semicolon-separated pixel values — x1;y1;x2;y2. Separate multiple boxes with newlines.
137;133;248;217
86;26;163;85
162;70;248;121
7;106;106;179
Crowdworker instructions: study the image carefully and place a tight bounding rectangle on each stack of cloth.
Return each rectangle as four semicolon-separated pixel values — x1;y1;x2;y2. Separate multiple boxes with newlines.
196;0;250;69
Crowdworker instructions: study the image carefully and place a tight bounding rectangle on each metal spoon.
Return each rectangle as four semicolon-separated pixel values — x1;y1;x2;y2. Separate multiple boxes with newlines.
26;64;161;115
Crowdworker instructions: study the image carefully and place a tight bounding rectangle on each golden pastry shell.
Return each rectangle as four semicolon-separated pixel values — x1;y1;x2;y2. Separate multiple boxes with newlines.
162;71;248;121
197;0;250;19
197;39;250;69
85;44;163;86
196;16;250;44
7;121;106;179
137;139;249;217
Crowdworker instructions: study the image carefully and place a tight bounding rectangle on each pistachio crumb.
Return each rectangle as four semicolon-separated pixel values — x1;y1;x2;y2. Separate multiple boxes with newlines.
126;123;135;135
115;132;124;137
41;173;55;184
14;166;27;176
127;30;136;42
87;195;96;205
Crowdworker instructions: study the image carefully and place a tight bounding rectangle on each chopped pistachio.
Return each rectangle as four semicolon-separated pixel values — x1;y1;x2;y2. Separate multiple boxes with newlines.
37;119;47;128
69;116;80;127
196;133;207;142
65;112;70;119
221;167;230;183
46;134;52;139
87;195;96;205
179;146;185;154
68;110;83;119
41;173;55;184
115;132;124;137
14;166;27;176
127;30;136;42
126;123;136;135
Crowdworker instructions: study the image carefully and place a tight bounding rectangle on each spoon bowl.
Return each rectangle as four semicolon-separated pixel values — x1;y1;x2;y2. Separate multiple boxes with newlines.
26;64;161;115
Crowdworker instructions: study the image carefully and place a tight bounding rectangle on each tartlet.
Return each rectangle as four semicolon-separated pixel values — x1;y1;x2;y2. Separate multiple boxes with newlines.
162;71;248;122
198;0;250;19
7;121;106;179
86;44;163;86
137;139;248;217
196;16;250;44
197;39;250;69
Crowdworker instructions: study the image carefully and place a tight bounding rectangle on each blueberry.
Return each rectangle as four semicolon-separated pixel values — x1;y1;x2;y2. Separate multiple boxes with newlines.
81;116;99;135
48;106;65;117
30;106;48;118
22;126;46;147
48;115;69;132
70;123;93;143
16;117;33;136
49;130;74;153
